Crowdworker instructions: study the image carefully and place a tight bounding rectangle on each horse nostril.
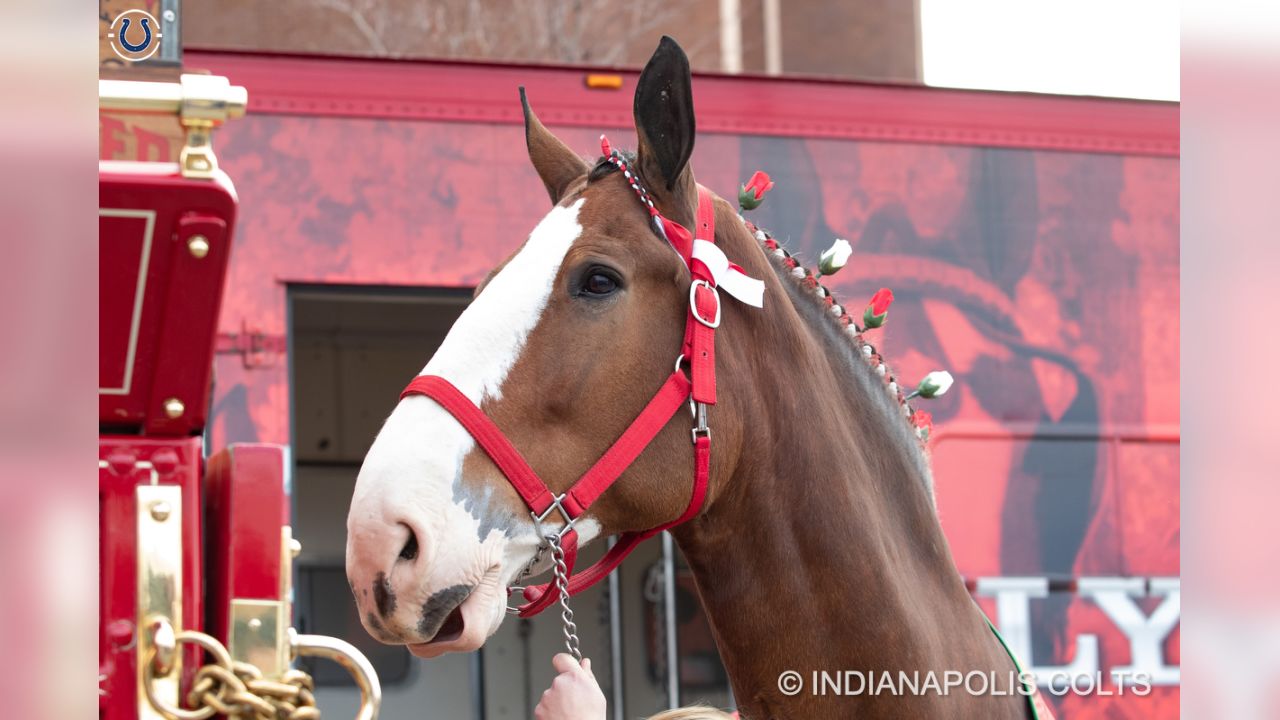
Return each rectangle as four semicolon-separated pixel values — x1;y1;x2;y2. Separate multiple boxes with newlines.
399;527;419;562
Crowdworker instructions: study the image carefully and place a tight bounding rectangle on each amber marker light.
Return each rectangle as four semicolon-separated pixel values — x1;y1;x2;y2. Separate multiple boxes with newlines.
585;73;624;89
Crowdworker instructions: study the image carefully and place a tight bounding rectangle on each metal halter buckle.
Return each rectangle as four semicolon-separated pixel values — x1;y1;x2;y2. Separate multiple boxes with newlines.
689;279;721;328
531;492;577;542
674;353;687;377
505;496;574;616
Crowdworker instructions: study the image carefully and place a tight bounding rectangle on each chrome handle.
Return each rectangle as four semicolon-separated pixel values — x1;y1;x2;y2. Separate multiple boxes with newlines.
291;629;382;720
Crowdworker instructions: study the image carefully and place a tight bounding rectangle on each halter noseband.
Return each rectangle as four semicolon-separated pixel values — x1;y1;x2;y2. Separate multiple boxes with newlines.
400;136;763;633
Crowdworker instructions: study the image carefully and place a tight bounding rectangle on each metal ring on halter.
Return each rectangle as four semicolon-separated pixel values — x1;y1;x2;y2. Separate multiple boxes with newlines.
673;354;699;420
689;279;722;328
505;588;525;615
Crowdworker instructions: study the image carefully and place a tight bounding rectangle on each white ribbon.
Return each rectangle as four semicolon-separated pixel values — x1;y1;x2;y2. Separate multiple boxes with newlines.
691;239;765;308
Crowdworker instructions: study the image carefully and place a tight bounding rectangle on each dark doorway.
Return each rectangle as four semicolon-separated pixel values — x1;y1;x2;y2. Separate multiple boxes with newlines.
287;285;481;718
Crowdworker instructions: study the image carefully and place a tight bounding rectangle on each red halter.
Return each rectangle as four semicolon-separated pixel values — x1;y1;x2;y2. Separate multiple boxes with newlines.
401;141;755;617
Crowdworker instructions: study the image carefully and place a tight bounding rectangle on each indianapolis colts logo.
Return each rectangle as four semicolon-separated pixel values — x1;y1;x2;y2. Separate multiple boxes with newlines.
107;9;164;63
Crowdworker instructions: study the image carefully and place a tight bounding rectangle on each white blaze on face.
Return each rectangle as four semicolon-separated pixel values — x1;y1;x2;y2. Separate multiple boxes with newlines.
349;199;598;640
422;198;584;402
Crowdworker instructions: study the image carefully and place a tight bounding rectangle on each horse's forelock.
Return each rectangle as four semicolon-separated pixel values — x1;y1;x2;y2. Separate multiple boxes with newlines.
586;151;635;184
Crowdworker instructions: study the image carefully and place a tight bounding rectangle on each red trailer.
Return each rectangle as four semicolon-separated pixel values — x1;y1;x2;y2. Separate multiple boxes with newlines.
100;52;1178;719
98;74;381;720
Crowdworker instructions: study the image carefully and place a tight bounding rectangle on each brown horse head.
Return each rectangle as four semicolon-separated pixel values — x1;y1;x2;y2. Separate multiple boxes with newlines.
346;37;735;658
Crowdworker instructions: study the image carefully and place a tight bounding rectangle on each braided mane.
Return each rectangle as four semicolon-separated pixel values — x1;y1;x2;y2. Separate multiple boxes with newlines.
740;217;937;504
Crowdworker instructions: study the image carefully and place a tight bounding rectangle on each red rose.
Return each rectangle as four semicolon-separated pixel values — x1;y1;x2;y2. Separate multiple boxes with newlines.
911;409;933;438
862;287;894;328
744;171;773;199
870;288;894;315
738;170;775;210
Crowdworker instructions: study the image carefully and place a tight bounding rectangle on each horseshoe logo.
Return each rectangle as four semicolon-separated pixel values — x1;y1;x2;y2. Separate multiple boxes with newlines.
108;10;164;62
118;17;152;53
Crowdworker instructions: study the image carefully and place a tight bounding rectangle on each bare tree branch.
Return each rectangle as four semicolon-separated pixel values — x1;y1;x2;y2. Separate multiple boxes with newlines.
314;0;389;55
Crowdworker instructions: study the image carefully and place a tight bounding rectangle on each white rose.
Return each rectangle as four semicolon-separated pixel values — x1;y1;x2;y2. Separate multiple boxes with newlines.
914;371;954;399
817;238;853;275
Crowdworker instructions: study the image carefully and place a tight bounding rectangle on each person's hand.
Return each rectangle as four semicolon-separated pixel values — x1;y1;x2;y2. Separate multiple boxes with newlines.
534;653;606;720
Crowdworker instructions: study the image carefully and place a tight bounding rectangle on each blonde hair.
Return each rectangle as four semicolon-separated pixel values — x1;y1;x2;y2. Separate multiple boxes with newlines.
646;705;737;720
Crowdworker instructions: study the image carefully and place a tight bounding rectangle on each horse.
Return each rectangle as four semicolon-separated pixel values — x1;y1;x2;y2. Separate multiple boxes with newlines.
346;36;1040;719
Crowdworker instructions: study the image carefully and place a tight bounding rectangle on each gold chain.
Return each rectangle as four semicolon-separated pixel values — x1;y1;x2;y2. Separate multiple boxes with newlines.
145;628;321;720
187;660;320;720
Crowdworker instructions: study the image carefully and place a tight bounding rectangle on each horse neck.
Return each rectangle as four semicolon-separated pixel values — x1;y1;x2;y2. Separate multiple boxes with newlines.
671;205;1022;716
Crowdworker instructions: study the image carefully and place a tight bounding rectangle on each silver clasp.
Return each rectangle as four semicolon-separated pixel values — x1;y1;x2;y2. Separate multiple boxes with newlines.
531;493;577;542
691;401;710;444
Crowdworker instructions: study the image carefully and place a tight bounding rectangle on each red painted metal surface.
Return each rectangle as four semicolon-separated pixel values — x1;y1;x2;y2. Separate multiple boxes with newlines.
99;166;237;435
98;436;203;719
99;161;284;720
204;444;289;645
185;50;1177;157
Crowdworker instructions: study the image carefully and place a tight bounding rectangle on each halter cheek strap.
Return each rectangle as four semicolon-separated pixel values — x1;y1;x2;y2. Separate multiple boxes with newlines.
400;139;762;617
400;370;696;616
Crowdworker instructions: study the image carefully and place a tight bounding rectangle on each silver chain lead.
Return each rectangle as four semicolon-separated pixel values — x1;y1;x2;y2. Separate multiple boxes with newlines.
547;533;582;662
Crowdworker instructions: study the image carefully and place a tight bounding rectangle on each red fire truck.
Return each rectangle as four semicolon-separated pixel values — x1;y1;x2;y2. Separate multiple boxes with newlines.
99;73;381;720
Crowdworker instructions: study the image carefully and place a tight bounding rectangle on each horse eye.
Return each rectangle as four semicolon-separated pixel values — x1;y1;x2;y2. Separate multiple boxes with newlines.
583;272;618;296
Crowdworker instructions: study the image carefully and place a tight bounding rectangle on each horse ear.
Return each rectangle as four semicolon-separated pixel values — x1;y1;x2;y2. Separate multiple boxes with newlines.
520;87;589;205
633;36;697;224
